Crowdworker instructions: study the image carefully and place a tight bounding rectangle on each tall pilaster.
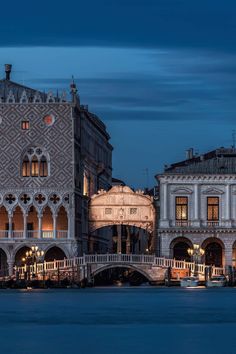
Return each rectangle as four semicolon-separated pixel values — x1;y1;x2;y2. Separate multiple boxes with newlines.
53;214;57;239
126;226;131;254
23;213;27;239
38;215;42;239
117;225;122;254
225;184;231;225
192;183;200;227
8;214;12;239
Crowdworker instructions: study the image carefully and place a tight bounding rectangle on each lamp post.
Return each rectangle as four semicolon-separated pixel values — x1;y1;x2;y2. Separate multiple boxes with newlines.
187;244;205;276
22;245;44;281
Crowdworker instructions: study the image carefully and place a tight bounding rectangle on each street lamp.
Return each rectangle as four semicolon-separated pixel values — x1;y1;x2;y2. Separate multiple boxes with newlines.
22;245;44;280
187;243;205;276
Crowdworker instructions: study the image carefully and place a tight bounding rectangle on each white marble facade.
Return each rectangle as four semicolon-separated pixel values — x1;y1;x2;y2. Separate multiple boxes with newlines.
157;174;236;267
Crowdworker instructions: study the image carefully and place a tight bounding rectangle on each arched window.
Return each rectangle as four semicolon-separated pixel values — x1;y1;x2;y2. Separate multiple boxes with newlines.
31;155;39;177
40;156;48;177
22;156;30;177
22;147;49;178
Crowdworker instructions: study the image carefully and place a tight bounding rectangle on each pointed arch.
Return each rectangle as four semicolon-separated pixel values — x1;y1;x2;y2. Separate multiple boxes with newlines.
56;206;68;238
42;206;53;239
21;146;49;178
31;155;39;176
27;205;38;238
0;206;8;238
22;155;30;177
39;155;48;177
12;206;24;238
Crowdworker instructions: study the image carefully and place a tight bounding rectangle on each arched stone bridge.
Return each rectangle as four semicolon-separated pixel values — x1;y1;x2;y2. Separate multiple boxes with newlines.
16;254;224;283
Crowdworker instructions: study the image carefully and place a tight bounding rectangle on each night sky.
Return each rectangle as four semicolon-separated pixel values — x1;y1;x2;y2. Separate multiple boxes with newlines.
1;0;236;188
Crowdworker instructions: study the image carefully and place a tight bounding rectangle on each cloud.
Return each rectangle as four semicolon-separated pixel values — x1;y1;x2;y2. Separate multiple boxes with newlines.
1;0;236;52
27;48;236;123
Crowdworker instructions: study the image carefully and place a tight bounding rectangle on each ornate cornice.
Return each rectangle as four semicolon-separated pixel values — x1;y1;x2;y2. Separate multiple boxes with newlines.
158;174;236;182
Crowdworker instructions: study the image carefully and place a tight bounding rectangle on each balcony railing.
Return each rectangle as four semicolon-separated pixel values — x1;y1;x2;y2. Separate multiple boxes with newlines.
0;230;69;239
42;230;54;239
27;230;39;238
205;221;219;227
170;220;229;228
12;231;24;239
174;220;191;227
0;231;8;238
57;230;68;239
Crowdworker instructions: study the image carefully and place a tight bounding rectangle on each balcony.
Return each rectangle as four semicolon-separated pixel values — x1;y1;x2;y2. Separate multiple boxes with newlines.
0;230;68;239
168;220;231;229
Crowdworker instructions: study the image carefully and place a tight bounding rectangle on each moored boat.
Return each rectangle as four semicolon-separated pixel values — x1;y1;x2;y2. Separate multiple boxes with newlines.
180;276;199;288
206;275;227;288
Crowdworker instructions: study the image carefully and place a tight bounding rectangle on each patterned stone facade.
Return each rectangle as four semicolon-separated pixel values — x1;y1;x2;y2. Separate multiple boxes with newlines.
0;65;112;275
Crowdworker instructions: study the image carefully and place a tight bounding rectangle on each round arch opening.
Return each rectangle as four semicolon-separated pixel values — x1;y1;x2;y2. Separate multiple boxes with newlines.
202;239;224;267
0;206;8;237
0;249;8;276
44;246;67;262
170;237;193;261
92;265;150;286
15;246;31;266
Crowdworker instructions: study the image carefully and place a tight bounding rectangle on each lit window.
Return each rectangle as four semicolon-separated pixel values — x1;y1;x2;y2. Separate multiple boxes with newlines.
21;121;29;130
176;197;188;220
39;156;48;177
22;156;30;177
83;172;89;196
22;147;49;178
207;197;219;221
31;155;39;177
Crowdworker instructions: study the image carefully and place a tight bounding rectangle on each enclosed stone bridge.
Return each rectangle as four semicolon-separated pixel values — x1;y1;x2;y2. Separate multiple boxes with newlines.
89;185;156;252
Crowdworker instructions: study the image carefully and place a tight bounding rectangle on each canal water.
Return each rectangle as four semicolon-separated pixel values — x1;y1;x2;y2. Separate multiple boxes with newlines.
0;287;236;354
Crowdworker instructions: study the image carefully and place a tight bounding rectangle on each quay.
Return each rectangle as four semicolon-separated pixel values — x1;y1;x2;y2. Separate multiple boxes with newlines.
0;253;226;289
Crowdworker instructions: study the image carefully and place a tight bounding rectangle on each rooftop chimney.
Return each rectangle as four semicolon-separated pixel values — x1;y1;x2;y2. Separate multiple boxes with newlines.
186;148;194;160
5;64;12;80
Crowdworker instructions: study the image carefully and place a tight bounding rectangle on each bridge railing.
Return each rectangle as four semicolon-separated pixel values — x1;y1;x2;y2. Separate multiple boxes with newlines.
15;253;225;277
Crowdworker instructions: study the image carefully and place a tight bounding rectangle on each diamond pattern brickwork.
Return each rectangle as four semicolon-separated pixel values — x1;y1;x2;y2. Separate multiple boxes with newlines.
0;103;73;189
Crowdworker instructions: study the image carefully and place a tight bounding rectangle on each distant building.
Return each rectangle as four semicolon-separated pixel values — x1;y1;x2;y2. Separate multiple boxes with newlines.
112;177;126;186
0;64;112;275
156;147;236;267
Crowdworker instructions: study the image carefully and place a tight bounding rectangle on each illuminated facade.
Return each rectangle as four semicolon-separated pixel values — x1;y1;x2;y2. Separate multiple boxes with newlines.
157;147;236;267
0;64;112;275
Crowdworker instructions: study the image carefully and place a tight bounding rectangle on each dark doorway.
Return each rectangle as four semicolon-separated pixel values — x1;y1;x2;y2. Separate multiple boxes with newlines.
173;241;191;261
44;247;66;262
205;242;223;267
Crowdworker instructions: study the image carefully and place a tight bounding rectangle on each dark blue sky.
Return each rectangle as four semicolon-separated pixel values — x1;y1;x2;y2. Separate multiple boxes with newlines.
1;0;236;187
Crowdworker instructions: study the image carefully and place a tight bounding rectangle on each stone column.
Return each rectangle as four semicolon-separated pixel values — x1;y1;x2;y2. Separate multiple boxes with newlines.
193;184;200;227
194;184;199;220
225;185;230;225
126;226;131;254
163;183;168;220
38;215;42;239
7;259;14;276
160;183;169;228
117;225;122;254
23;213;27;239
224;244;233;267
68;211;71;239
8;214;12;239
53;214;57;239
